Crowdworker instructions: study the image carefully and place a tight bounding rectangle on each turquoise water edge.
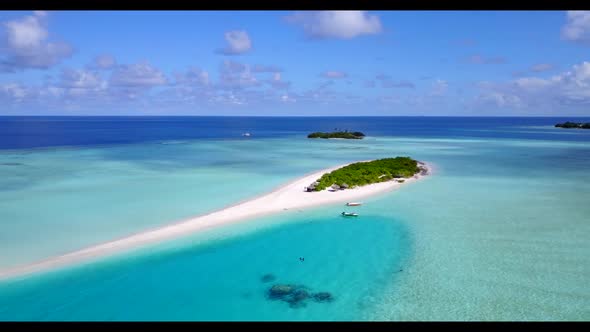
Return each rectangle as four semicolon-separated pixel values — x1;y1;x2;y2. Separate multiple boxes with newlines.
0;120;589;321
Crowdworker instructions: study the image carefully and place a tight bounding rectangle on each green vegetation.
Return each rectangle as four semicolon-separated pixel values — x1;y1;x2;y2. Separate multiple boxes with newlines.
311;157;420;191
555;122;590;129
307;131;365;139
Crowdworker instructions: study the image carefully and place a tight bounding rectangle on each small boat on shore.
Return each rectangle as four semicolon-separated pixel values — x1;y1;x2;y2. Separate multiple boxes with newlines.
346;202;362;206
341;212;358;217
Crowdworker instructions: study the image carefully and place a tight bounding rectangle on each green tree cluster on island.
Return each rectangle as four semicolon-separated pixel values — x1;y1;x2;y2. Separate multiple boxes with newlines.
555;122;590;129
307;131;366;139
312;157;420;191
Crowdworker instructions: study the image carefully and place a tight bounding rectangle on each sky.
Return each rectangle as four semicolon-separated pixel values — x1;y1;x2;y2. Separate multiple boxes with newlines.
0;10;589;116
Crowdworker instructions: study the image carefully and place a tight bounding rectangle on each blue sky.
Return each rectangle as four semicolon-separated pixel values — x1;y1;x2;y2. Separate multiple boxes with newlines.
1;10;589;116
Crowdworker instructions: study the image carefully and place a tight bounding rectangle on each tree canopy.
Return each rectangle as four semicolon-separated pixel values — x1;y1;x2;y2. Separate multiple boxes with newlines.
312;157;420;191
555;122;590;129
307;131;365;139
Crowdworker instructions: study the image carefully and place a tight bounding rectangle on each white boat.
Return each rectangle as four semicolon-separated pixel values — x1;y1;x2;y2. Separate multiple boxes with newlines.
242;132;251;137
341;212;358;217
346;202;362;206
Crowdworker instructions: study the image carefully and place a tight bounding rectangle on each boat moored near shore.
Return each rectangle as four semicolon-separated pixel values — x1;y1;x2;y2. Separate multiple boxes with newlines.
341;212;358;217
346;202;362;206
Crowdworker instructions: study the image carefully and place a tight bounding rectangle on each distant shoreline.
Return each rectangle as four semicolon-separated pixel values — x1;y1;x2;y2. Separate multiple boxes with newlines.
0;161;432;281
307;131;365;139
555;122;590;129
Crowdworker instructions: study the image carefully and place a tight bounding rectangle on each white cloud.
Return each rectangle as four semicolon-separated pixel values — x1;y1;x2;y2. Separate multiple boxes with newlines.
321;71;347;79
91;54;117;69
467;55;507;64
377;95;402;105
5;14;47;50
60;69;105;89
513;77;553;91
280;94;296;103
40;86;65;98
285;11;382;39
561;11;590;44
375;74;391;81
475;91;523;108
57;68;108;98
221;60;246;73
376;75;415;89
552;61;590;102
169;60;291;106
0;83;30;101
217;60;259;90
383;81;415;89
175;67;210;87
251;64;282;73
32;11;48;18
268;72;291;89
431;79;448;96
217;30;252;55
110;62;168;87
530;63;553;72
475;61;590;109
364;80;376;88
1;11;73;70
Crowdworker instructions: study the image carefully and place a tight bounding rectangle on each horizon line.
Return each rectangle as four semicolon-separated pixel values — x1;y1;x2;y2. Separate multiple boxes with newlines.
2;115;590;118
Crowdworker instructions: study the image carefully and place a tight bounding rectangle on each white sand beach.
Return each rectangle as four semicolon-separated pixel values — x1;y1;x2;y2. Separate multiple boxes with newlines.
0;161;431;280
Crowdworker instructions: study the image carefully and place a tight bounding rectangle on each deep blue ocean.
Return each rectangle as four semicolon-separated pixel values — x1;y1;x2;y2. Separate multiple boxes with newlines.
2;116;590;150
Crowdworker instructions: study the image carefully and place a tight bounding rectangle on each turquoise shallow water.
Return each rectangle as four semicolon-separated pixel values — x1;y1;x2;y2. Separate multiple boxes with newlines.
0;206;411;321
0;139;345;269
0;118;589;320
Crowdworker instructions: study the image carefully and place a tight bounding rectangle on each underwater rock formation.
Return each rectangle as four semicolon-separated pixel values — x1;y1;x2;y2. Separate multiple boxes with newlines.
312;292;334;302
266;282;334;308
260;273;276;283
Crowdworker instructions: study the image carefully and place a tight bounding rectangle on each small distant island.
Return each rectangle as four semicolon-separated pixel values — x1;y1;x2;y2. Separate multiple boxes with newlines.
305;157;425;192
307;131;365;139
555;122;590;129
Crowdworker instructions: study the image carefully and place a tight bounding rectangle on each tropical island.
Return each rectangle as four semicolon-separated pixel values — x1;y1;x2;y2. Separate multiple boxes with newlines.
305;157;425;192
307;131;366;139
555;122;590;129
0;158;430;280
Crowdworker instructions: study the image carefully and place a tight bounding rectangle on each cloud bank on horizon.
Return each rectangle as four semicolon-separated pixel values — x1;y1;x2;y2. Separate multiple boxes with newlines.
0;10;589;116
